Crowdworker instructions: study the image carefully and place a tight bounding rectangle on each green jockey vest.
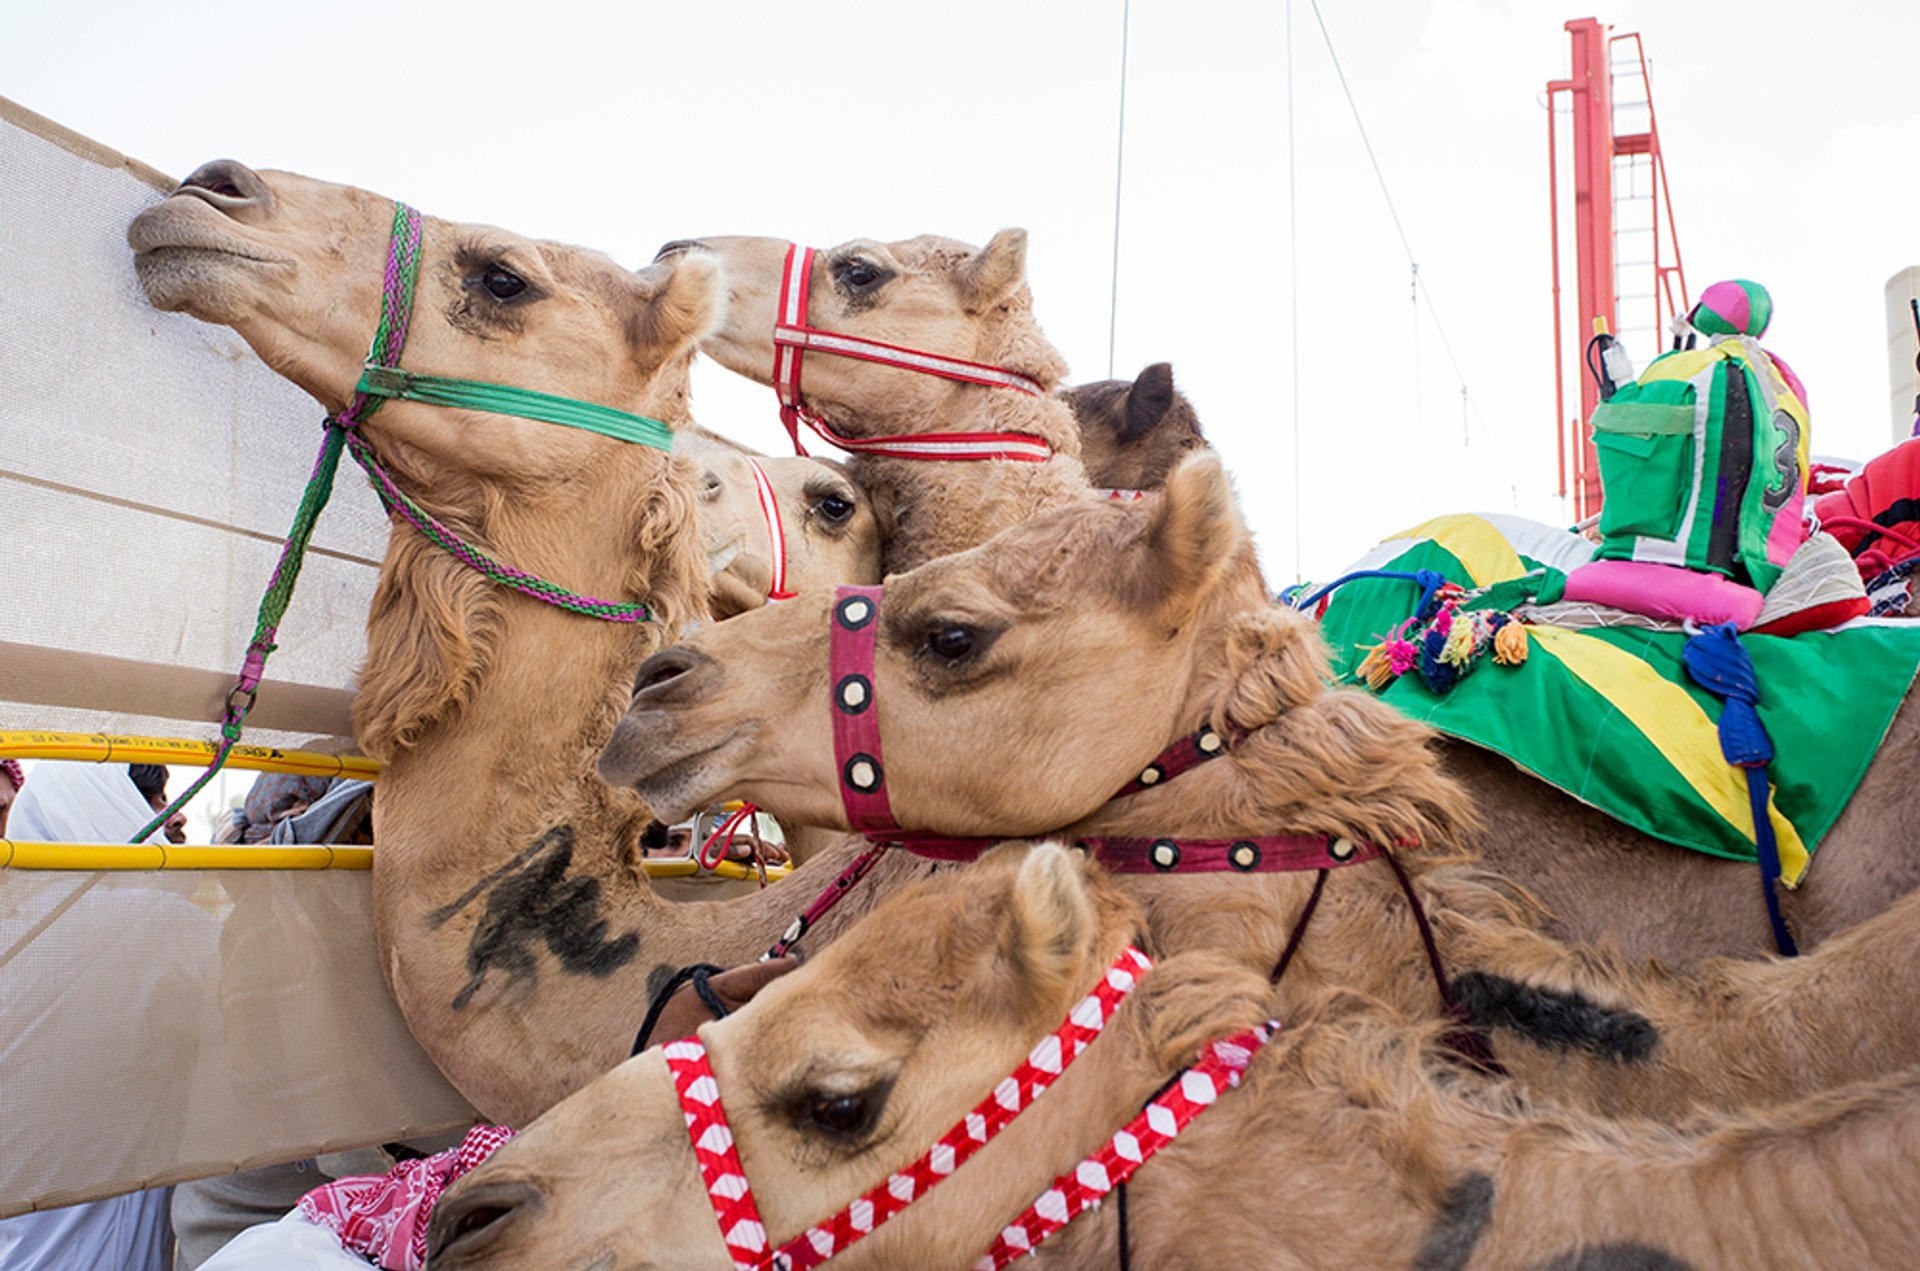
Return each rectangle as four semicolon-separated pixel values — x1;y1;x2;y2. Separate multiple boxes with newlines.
1590;336;1811;593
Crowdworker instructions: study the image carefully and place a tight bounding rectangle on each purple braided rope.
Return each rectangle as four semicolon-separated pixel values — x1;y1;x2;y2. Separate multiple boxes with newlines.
343;431;646;621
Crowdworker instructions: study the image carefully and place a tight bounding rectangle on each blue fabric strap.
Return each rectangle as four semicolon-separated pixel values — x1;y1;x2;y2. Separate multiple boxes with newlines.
1683;623;1798;957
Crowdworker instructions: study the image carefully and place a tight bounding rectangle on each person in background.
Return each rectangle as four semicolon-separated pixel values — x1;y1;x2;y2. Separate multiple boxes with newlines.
128;763;187;845
0;759;21;836
0;762;201;1270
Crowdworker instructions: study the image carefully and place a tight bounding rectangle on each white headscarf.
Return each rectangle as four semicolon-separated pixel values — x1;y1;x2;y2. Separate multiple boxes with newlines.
10;761;167;845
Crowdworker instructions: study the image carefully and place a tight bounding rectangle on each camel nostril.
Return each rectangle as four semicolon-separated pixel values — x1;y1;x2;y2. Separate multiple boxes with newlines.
655;238;709;262
633;646;710;698
425;1180;542;1263
177;159;271;208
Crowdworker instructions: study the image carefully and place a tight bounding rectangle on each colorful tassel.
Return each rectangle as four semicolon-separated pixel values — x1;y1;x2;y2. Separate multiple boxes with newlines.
1493;620;1530;666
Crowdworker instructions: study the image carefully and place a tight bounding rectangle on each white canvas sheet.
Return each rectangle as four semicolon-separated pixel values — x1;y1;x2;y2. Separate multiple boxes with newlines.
0;867;477;1217
0;96;383;748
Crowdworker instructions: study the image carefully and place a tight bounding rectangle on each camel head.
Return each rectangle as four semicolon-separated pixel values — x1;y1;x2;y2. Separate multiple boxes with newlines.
661;230;1070;439
129;159;724;482
428;842;1271;1269
678;434;884;617
1062;362;1208;491
599;452;1268;831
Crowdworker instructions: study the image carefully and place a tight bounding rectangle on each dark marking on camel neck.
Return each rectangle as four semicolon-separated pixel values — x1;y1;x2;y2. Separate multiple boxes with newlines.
428;825;640;1009
1530;1245;1694;1270
1451;972;1658;1063
1413;1172;1493;1271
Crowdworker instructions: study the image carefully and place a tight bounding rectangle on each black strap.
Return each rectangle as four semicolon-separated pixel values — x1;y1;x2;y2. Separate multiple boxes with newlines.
1268;870;1328;984
631;963;730;1057
1379;851;1503;1073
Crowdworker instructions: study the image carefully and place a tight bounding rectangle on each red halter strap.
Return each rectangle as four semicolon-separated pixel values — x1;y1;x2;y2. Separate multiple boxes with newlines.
828;586;897;835
977;1020;1273;1269
745;457;796;601
665;945;1271;1270
773;244;1052;463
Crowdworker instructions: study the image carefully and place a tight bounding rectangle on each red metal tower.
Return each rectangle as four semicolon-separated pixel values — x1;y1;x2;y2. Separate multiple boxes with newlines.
1548;17;1689;519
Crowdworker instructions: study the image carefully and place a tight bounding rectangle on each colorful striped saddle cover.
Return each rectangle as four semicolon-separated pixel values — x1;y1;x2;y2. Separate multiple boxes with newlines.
1311;514;1920;885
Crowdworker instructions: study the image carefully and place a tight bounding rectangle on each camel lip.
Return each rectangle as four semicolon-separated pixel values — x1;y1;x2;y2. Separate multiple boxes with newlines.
127;198;289;265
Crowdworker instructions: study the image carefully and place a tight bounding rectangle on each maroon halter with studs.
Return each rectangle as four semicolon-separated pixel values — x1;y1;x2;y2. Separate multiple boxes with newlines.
666;943;1272;1271
772;244;1052;463
755;585;1390;963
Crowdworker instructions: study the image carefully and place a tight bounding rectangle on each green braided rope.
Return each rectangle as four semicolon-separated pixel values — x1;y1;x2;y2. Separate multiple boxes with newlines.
341;432;650;621
356;368;674;452
129;427;349;843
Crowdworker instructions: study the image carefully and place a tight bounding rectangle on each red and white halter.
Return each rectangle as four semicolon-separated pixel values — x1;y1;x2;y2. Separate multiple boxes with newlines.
772;244;1051;463
666;943;1273;1270
744;457;796;602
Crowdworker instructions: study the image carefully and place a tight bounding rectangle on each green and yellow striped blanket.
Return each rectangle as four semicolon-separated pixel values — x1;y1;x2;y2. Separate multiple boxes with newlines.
1314;514;1920;885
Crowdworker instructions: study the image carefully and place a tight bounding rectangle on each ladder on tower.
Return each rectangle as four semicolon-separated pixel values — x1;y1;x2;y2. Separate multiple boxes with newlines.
1548;16;1690;521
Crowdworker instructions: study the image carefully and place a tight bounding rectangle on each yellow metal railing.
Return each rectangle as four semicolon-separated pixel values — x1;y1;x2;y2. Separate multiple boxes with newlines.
0;730;381;780
0;733;790;881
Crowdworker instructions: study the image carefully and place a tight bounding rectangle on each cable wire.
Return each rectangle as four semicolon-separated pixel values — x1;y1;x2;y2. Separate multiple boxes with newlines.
1307;0;1496;443
1106;0;1132;379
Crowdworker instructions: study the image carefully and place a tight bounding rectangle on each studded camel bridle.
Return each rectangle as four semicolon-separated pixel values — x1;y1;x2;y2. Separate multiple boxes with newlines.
771;244;1052;463
756;584;1387;962
727;584;1496;1073
666;943;1273;1271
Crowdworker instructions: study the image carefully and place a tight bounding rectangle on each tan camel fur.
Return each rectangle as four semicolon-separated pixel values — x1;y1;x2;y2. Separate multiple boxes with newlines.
129;161;937;1124
429;844;1920;1271
1060;360;1207;491
674;429;882;617
600;454;1920;1121
667;232;1097;572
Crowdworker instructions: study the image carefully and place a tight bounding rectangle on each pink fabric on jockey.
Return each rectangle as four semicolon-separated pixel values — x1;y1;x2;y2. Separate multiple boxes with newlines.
829;585;897;834
1562;558;1765;630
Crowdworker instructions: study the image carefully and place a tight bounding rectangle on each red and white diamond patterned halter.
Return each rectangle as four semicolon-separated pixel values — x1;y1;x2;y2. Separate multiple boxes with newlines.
772;244;1052;463
664;944;1273;1270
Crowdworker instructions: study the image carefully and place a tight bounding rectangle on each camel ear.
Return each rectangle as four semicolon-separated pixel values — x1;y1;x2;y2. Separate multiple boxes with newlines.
1136;451;1243;612
1120;363;1177;443
1005;844;1095;1003
632;252;726;361
956;229;1028;313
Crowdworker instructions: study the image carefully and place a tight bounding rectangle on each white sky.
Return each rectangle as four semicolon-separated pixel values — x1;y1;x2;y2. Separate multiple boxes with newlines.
6;0;1919;590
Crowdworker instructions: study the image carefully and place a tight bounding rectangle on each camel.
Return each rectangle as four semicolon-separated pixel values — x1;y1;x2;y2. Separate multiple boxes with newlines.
428;843;1920;1271
683;229;1920;965
128;159;937;1125
675;428;882;618
599;453;1920;1122
1060;360;1206;491
664;231;1099;573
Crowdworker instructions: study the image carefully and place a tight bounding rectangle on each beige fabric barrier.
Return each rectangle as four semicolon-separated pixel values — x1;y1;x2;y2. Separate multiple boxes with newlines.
0;102;478;1216
0;95;383;748
0;868;477;1217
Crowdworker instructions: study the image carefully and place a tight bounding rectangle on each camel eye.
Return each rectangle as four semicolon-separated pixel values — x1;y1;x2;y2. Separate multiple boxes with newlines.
927;625;976;661
815;494;856;524
481;266;527;300
808;1093;871;1137
835;258;891;294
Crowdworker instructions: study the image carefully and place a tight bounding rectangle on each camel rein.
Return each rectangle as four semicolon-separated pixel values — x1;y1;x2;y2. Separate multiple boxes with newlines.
134;200;672;842
772;243;1052;463
666;943;1274;1271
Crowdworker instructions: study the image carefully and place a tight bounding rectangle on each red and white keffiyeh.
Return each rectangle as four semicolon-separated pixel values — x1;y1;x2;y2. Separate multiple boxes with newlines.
296;1125;515;1270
